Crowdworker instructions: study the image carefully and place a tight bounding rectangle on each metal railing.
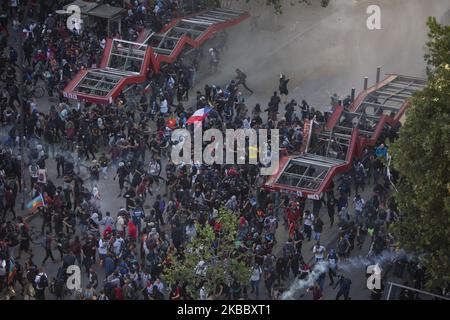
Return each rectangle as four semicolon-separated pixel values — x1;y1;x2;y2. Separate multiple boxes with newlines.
386;282;450;300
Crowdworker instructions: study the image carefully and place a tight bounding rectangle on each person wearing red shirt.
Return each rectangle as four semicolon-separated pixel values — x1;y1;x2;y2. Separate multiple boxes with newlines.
136;179;148;199
287;202;302;225
114;286;123;300
239;215;247;228
3;187;16;220
288;220;297;240
103;225;113;239
128;220;137;242
307;283;323;300
35;50;46;63
214;221;222;233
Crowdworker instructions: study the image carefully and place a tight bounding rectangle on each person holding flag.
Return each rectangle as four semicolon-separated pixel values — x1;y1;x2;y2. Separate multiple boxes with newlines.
26;194;45;214
186;106;212;125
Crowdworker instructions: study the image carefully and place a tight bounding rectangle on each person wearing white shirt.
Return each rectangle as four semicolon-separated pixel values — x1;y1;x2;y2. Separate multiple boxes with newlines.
303;210;314;241
154;278;164;294
313;242;326;263
100;212;115;231
250;265;262;298
0;259;7;285
160;98;168;114
185;222;196;242
34;271;48;300
353;194;365;223
199;286;207;300
113;236;124;257
116;215;125;237
90;212;100;226
166;76;175;90
243;117;251;129
98;238;108;263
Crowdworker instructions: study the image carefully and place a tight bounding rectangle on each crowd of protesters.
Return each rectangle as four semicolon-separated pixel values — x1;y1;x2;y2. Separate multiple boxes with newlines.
0;0;445;301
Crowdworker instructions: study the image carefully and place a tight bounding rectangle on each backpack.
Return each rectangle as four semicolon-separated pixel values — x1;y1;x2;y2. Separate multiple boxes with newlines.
26;267;37;283
39;274;49;288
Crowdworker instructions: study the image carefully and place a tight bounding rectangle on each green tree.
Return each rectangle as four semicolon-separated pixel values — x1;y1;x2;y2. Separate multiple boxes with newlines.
390;18;450;289
163;207;252;299
424;17;450;72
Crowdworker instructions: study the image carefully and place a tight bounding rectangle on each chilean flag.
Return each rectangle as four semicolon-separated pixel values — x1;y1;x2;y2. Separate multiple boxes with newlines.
186;107;212;125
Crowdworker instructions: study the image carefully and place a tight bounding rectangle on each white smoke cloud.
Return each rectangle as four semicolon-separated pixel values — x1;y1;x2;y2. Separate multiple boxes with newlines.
281;250;411;300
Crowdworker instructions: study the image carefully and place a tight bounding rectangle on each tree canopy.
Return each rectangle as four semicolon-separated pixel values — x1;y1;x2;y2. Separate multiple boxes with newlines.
390;17;450;289
163;207;252;299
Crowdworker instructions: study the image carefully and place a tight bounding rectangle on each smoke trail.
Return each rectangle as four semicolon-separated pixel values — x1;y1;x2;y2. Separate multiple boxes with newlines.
281;261;328;300
281;249;411;300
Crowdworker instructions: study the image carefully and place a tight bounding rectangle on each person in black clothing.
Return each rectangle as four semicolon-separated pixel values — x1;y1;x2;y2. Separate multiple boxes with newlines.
23;39;34;66
275;256;286;285
264;268;276;296
327;197;337;227
153;195;165;226
300;99;310;120
293;228;304;254
42;232;56;265
114;162;129;197
279;74;291;103
124;187;136;211
3;186;16;220
290;252;301;278
12;260;26;295
266;92;281;121
54;232;66;261
56;154;65;178
82;135;96;160
9;46;18;67
53;211;64;236
89;160;100;188
82;239;96;273
41;208;53;235
235;68;253;94
334;275;352;300
16;225;33;260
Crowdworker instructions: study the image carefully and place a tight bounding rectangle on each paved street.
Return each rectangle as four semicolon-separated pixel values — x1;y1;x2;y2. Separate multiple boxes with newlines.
1;0;447;300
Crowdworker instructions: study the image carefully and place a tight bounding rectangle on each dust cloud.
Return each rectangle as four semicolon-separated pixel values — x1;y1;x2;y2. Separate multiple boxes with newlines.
212;0;449;109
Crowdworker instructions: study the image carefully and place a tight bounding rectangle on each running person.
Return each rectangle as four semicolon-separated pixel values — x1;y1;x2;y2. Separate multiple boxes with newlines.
279;74;291;103
235;69;253;94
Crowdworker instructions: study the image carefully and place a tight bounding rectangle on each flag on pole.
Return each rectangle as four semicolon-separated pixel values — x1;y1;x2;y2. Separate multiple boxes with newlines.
26;194;45;212
186;106;212;125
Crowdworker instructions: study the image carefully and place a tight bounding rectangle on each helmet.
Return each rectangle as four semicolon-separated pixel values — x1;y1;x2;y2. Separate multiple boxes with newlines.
209;48;214;53
119;162;125;167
